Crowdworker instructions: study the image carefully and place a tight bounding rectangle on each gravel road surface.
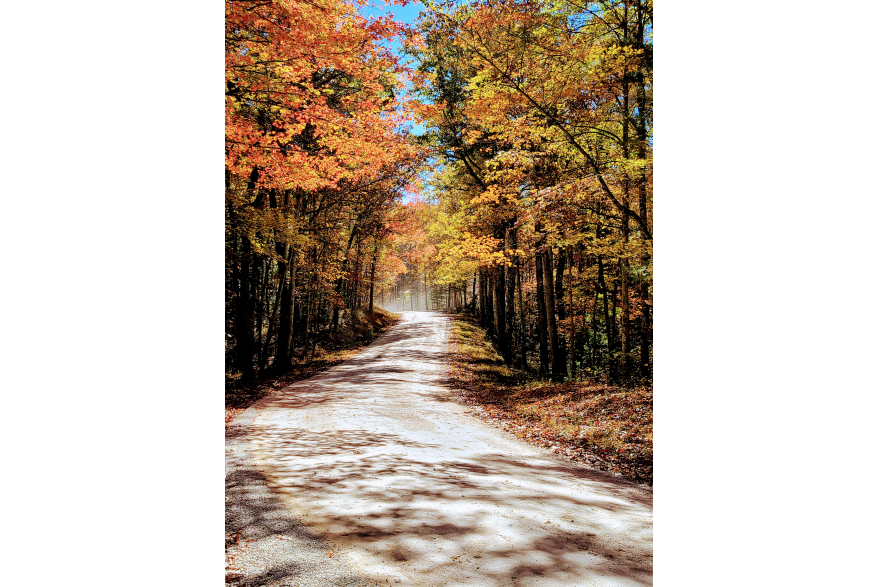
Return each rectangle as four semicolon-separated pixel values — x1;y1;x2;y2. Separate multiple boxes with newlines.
226;311;652;586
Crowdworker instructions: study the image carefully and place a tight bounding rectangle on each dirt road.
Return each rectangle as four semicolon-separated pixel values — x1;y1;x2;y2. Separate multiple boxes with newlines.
226;311;652;586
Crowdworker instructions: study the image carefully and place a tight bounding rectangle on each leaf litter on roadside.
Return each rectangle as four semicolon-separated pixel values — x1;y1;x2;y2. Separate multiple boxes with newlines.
447;315;652;485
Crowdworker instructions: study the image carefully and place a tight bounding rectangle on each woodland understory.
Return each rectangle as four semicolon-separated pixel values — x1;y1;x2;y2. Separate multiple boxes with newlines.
447;314;652;485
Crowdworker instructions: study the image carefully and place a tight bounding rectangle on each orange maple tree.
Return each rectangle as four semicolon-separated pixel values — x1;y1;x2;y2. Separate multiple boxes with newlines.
226;0;418;192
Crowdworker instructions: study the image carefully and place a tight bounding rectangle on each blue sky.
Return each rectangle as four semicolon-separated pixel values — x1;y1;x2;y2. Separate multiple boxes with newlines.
359;1;428;137
360;1;431;201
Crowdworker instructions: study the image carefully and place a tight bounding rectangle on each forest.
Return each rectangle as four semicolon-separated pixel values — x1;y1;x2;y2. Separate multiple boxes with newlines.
225;0;652;387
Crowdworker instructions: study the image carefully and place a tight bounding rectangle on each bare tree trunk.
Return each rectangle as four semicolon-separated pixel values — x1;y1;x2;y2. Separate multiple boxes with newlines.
303;262;313;359
568;249;575;380
517;258;527;370
506;226;517;351
543;247;563;382
553;247;568;373
369;240;377;312
493;263;507;356
591;283;599;371
260;246;293;375
479;270;487;325
287;250;297;360
554;246;566;320
254;257;267;377
276;246;292;368
598;256;612;375
535;252;549;376
610;280;619;379
233;222;255;383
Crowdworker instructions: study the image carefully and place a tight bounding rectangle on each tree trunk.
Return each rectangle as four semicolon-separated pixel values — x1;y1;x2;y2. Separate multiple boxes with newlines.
506;226;517;349
543;247;563;382
493;263;507;356
276;247;292;368
234;240;255;382
369;241;377;313
303;265;313;359
478;270;487;325
268;245;292;369
610;280;618;379
620;256;630;379
286;250;297;360
553;247;568;373
254;258;266;376
262;246;292;374
535;251;549;377
598;256;612;375
554;246;566;320
568;249;575;380
517;258;527;370
619;14;634;381
635;28;651;378
591;282;599;371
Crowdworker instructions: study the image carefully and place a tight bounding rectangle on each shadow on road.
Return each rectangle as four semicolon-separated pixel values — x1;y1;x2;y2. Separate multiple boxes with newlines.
226;312;652;586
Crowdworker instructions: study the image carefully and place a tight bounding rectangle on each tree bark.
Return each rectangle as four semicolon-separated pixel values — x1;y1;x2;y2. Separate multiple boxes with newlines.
506;226;517;349
478;269;487;325
286;249;297;360
591;281;600;370
598;256;612;374
554;246;566;320
369;240;377;313
493;263;507;356
517;259;527;370
619;20;632;381
254;258;266;376
235;167;260;383
553;246;568;372
543;247;563;382
234;241;255;382
276;247;292;368
535;251;549;377
259;247;293;376
610;279;619;379
303;258;313;360
484;270;494;334
634;17;652;378
568;248;575;380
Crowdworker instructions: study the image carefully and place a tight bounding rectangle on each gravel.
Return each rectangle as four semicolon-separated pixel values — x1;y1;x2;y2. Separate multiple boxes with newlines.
226;311;652;586
226;408;379;586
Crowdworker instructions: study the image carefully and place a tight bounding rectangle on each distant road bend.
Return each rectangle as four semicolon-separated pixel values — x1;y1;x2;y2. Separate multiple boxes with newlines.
226;311;653;587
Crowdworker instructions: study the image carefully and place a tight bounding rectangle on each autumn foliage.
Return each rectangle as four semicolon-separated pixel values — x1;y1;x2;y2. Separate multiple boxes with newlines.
225;0;652;387
225;0;425;383
382;0;654;382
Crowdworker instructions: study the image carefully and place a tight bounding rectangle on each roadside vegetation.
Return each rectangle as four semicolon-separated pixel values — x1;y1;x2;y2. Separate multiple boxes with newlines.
225;308;399;429
447;315;652;485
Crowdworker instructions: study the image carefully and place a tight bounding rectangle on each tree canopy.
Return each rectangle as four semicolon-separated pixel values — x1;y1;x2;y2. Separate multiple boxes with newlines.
226;0;652;385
